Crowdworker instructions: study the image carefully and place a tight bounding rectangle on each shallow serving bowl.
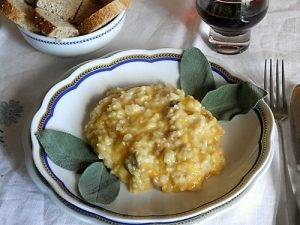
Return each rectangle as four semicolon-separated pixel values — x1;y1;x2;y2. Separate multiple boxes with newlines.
18;11;126;57
28;49;275;224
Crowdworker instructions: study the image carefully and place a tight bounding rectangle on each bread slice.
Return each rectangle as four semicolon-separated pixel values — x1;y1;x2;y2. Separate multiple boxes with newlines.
77;0;131;35
34;8;79;38
36;0;82;21
0;0;39;32
72;0;106;26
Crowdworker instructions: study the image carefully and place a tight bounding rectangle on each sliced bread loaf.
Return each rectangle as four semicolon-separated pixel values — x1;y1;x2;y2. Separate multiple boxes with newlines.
34;7;79;38
77;0;131;35
36;0;82;21
0;0;39;32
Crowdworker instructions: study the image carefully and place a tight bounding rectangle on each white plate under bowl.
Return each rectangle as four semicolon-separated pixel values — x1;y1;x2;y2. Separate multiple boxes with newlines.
29;49;275;224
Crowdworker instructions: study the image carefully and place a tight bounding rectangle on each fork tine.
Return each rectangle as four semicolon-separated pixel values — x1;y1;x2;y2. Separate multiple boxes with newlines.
264;59;267;90
276;59;280;108
269;59;274;108
264;59;269;104
282;60;287;110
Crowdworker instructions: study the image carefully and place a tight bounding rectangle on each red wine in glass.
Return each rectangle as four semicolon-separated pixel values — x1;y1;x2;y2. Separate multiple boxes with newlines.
196;0;268;54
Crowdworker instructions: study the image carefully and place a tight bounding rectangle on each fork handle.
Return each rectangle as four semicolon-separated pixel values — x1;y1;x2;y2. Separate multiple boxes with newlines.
276;122;299;225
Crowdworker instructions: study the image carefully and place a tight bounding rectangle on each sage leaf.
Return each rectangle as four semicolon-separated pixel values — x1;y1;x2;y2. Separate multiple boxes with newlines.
78;162;120;205
180;47;215;100
201;82;267;121
36;129;99;171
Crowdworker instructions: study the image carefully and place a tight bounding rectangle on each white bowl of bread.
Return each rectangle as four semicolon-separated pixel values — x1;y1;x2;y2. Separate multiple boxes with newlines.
0;0;131;57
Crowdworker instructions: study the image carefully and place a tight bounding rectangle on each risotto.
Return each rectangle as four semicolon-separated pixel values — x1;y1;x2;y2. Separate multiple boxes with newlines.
85;84;225;193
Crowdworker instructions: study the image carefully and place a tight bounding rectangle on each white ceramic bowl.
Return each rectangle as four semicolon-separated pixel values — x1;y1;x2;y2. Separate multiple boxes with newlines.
18;11;126;57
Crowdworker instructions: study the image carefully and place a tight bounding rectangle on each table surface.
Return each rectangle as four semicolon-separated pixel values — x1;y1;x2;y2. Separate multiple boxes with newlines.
0;0;299;224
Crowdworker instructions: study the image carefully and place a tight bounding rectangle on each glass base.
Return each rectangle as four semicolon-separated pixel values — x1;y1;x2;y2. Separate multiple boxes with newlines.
200;23;250;55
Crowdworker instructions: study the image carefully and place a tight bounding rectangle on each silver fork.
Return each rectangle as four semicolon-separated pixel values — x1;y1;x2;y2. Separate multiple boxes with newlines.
264;59;296;225
264;59;288;119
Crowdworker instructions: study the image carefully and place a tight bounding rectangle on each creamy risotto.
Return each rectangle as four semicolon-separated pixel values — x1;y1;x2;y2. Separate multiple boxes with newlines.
85;84;225;193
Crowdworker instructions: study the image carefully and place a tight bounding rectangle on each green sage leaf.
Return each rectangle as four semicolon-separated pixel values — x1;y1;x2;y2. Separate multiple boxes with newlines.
180;47;215;100
201;82;267;120
78;162;120;205
36;129;99;171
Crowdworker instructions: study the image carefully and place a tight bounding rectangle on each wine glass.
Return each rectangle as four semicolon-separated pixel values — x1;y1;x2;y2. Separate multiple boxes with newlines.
196;0;269;54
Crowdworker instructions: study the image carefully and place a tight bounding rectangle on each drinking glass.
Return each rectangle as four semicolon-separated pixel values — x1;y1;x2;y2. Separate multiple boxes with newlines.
196;0;268;54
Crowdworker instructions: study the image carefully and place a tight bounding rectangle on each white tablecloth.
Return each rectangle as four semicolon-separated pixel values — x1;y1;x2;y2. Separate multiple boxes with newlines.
0;0;299;224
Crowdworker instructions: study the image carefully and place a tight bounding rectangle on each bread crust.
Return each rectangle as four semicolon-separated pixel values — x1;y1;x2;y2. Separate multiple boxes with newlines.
34;8;79;38
34;9;55;35
0;0;20;21
0;0;40;32
77;0;131;34
72;0;103;25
